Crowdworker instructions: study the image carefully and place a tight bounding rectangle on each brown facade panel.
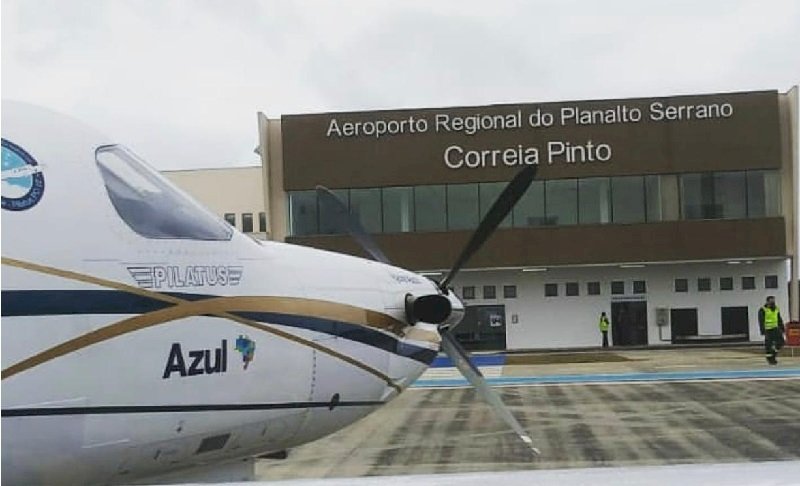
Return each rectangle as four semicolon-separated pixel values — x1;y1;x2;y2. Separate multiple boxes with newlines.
288;218;786;270
282;90;781;190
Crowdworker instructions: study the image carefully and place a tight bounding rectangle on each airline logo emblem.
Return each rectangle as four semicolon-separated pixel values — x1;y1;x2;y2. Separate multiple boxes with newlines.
127;265;243;289
2;139;45;211
235;335;256;370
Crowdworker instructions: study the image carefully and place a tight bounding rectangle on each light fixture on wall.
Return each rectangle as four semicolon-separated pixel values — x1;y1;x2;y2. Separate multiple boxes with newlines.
418;271;443;277
521;267;547;272
727;260;742;265
620;264;646;269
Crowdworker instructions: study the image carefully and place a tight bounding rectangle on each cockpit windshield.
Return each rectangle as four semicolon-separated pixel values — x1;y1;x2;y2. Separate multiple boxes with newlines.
95;145;233;241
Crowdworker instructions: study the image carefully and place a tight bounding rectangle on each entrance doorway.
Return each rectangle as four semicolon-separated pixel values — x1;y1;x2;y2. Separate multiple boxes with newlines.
454;305;507;351
611;301;648;346
670;308;698;343
721;306;750;341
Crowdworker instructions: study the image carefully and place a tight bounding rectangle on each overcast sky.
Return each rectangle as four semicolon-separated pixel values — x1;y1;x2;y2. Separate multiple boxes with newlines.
2;0;799;169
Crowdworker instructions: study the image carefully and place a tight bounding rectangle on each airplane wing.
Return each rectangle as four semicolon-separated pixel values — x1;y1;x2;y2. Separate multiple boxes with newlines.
170;461;800;486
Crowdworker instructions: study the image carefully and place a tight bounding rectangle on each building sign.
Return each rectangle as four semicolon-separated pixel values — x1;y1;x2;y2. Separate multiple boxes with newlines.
281;91;780;189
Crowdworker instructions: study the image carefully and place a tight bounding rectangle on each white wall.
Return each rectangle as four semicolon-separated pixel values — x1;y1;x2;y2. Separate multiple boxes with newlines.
452;259;788;350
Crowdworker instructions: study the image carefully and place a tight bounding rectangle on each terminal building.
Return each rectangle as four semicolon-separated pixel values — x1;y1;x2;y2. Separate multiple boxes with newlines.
164;88;800;351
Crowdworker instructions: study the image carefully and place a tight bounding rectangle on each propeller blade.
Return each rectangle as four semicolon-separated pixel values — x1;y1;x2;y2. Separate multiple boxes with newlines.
316;185;390;264
439;329;539;456
440;165;537;290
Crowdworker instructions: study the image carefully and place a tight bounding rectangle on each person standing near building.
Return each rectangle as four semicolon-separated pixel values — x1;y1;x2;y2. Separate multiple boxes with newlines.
599;311;610;348
758;296;785;365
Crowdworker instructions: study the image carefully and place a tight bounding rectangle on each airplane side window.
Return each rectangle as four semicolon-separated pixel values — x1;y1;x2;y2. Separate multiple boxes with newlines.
95;145;233;241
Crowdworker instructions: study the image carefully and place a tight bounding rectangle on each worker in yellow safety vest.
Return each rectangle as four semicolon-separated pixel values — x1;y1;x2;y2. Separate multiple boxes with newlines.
599;311;610;348
758;296;785;365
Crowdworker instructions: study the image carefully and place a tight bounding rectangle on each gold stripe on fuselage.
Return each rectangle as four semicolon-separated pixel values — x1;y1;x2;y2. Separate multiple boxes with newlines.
1;257;428;391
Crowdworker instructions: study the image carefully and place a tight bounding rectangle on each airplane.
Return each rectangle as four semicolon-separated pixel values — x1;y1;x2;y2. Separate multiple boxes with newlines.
1;101;537;485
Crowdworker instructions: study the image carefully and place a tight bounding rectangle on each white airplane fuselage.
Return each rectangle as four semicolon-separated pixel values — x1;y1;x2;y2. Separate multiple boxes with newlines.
1;102;447;485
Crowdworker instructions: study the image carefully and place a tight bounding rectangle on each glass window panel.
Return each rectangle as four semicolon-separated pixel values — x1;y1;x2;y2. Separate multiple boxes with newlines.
462;286;475;300
698;278;711;292
633;280;646;294
350;188;382;234
720;277;733;291
680;173;708;219
545;283;558;297
742;276;756;290
382;186;415;233
483;285;496;299
612;176;645;224
675;278;688;292
611;281;625;295
513;180;545;227
765;275;779;289
318;188;349;235
96;145;232;241
242;213;253;233
503;285;517;298
587;281;601;295
545;179;578;226
447;184;479;231
714;172;746;219
480;182;512;228
681;172;747;220
747;170;781;218
578;177;611;224
645;175;663;222
224;213;236;227
566;282;579;296
289;190;318;236
414;185;446;232
258;212;267;232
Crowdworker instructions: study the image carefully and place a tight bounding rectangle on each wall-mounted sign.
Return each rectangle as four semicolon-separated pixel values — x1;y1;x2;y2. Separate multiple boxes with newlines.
281;90;780;190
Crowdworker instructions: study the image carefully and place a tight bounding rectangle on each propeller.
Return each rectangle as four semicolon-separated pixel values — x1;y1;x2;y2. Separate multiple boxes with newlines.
315;164;540;455
439;164;537;291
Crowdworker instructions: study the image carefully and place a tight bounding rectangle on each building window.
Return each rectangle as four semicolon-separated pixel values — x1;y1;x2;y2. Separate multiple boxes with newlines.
503;285;517;298
224;213;236;227
414;185;446;232
698;278;711;292
480;182;512;228
565;282;579;296
545;179;578;226
587;281;601;295
288;190;317;235
611;281;625;295
483;285;496;299
675;278;688;293
611;176;646;224
242;213;254;233
645;175;663;222
318;188;349;235
633;280;646;294
747;170;781;218
350;188;382;234
720;277;734;291
447;184;479;230
765;275;779;289
742;276;756;290
513;180;545;227
578;177;611;224
462;286;475;300
681;171;746;220
258;212;267;232
545;283;558;297
382;186;415;233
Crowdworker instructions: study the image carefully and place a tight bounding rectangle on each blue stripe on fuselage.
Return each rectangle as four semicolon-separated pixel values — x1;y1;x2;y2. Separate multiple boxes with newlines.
1;290;436;365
